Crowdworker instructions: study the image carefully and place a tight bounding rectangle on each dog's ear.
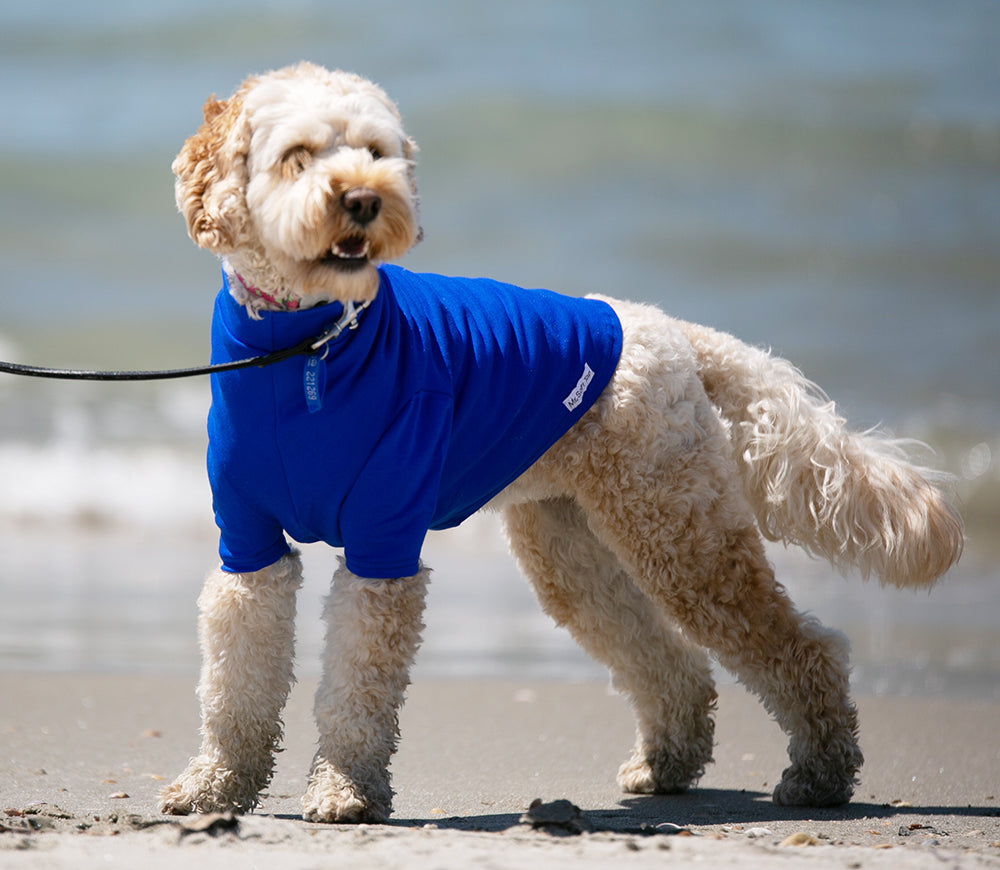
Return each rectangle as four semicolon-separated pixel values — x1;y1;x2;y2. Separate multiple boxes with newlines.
171;88;254;254
400;135;423;244
401;135;418;163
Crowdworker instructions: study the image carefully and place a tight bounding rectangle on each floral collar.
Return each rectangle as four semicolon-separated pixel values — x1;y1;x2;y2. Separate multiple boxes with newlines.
233;272;301;311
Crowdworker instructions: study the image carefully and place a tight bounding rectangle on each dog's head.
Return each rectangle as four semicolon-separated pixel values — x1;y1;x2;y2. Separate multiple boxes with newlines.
173;62;420;305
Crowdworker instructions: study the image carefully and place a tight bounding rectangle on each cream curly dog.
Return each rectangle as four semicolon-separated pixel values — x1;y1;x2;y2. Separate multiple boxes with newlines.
160;62;964;823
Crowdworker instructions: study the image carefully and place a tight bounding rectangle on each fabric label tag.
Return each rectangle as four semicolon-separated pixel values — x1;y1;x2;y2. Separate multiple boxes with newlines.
562;363;595;412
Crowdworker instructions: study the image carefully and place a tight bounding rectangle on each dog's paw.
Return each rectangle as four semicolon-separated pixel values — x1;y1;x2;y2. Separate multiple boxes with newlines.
617;755;686;794
302;761;392;824
616;745;709;795
158;756;262;815
771;764;858;807
772;731;863;807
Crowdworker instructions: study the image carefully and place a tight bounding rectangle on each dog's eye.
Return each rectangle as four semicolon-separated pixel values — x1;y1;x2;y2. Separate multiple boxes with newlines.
281;146;313;178
367;145;383;161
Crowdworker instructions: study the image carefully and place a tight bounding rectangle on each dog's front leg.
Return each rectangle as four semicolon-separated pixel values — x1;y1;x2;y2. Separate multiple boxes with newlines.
160;552;302;815
302;562;429;823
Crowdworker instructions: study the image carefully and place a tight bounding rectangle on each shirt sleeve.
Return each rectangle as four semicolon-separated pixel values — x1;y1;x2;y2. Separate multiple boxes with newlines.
340;391;453;579
210;454;292;574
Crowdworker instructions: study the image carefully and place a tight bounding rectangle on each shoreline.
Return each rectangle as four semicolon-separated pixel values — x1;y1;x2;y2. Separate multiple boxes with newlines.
3;516;998;700
2;674;998;868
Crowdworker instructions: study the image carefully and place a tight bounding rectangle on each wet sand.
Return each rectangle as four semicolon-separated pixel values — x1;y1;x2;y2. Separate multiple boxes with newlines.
1;673;998;868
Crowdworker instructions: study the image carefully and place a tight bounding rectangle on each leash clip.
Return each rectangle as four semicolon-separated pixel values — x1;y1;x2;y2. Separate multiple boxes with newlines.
310;300;370;355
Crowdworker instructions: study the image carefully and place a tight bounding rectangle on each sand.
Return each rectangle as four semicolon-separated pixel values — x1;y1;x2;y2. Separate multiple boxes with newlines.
1;673;998;868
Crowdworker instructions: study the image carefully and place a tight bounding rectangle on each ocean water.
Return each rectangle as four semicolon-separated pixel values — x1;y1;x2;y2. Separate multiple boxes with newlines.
0;1;998;698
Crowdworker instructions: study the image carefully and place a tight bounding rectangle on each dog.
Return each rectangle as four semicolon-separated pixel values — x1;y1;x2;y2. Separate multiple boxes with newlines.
159;62;964;823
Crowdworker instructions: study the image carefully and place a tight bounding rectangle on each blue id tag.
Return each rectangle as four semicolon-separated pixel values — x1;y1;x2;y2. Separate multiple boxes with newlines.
303;354;326;413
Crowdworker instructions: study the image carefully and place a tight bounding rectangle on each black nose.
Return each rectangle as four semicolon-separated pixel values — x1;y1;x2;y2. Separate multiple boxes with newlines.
341;188;382;225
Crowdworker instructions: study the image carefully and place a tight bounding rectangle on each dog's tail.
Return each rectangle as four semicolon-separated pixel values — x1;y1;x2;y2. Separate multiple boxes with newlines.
680;320;964;589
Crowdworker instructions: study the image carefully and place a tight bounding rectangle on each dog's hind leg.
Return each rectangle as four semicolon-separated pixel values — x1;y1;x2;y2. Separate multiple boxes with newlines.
504;496;717;795
302;561;428;823
577;457;863;807
160;552;302;815
692;525;864;808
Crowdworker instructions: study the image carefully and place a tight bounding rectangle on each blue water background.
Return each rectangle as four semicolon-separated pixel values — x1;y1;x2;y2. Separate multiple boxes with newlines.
0;0;997;697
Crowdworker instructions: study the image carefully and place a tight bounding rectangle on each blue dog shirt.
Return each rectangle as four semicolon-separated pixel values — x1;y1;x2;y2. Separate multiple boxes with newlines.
208;264;623;578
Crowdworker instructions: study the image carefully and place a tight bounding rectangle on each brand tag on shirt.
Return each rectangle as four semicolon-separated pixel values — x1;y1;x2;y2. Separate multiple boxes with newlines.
563;363;595;412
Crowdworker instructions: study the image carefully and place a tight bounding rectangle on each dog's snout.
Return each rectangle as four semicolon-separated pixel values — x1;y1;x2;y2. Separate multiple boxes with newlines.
341;188;382;225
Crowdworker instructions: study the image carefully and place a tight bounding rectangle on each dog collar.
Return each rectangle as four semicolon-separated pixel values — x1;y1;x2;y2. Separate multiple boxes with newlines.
234;272;301;311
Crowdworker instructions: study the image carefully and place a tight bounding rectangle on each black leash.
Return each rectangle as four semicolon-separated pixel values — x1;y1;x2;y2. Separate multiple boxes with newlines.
0;344;304;381
0;300;370;382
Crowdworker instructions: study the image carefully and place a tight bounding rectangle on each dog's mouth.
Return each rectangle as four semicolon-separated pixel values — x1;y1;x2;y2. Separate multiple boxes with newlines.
320;235;371;271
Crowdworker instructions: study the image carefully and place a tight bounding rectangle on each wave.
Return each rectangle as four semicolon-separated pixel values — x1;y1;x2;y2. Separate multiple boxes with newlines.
0;441;210;530
0;413;995;561
0;375;212;530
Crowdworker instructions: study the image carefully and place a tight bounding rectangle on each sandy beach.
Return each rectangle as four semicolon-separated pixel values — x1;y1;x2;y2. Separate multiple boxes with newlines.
1;673;998;868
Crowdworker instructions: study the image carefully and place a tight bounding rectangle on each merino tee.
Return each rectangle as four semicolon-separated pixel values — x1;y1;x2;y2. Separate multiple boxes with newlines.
208;264;623;579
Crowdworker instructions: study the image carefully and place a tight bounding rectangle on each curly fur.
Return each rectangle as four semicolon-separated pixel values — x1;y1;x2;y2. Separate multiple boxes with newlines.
303;563;428;822
161;63;964;822
682;321;964;587
159;552;302;814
